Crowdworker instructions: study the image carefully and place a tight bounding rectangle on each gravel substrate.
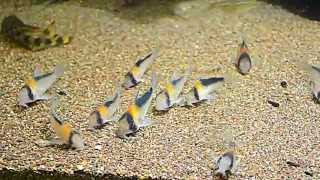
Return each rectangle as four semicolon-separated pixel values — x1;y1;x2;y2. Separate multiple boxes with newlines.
0;0;319;179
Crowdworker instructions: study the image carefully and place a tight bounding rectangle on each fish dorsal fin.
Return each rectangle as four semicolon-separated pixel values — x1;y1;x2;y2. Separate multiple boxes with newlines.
104;86;121;104
135;90;141;100
33;64;42;77
171;72;180;82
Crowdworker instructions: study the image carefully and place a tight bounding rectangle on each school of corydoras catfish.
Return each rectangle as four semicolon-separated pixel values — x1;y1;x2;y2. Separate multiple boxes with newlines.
4;14;320;179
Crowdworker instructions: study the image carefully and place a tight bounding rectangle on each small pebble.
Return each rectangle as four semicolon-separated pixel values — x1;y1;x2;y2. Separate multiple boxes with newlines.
95;145;102;151
267;100;280;107
280;81;288;88
76;165;84;171
58;90;67;96
304;171;313;177
286;161;300;167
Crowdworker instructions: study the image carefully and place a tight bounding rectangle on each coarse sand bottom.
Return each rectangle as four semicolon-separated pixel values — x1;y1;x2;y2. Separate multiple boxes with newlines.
0;0;319;179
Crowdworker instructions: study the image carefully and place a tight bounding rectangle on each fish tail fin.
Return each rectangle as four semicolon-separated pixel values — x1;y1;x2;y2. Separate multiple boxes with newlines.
151;71;158;91
295;60;313;73
184;59;193;78
54;64;65;77
150;47;160;61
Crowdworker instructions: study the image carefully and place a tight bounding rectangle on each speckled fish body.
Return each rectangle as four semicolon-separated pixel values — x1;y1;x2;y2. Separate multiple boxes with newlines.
1;15;72;51
122;49;159;89
50;98;84;150
155;67;191;111
215;151;236;179
235;41;251;75
117;73;158;138
18;64;64;107
184;77;224;106
88;87;122;129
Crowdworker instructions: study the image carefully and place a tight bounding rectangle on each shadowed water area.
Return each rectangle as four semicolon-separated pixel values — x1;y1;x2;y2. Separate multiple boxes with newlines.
0;0;319;179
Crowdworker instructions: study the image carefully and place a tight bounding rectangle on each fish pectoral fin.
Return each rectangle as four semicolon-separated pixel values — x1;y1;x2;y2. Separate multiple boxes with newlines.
173;97;184;106
35;139;52;147
48;138;65;145
33;65;42;77
139;117;152;128
38;94;52;100
109;115;120;122
204;94;216;103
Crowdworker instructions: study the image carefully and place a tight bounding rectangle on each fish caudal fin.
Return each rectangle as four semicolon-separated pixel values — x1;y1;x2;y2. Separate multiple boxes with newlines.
54;64;65;77
150;48;160;61
151;71;158;91
139;117;152;128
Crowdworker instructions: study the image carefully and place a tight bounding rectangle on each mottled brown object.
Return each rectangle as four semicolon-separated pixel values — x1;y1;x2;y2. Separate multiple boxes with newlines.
0;1;320;179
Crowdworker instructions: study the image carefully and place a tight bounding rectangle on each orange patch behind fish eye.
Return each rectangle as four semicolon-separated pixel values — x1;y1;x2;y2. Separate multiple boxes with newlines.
97;106;108;118
239;47;248;54
25;77;37;91
131;66;141;78
52;121;72;143
165;83;175;97
194;80;204;93
128;104;139;120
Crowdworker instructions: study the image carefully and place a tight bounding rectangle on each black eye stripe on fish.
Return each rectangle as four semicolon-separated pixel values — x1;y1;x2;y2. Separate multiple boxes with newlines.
135;88;153;107
68;131;76;146
164;91;171;107
23;85;34;100
126;113;138;132
193;87;200;101
96;111;103;125
200;77;224;86
126;72;138;87
135;52;153;66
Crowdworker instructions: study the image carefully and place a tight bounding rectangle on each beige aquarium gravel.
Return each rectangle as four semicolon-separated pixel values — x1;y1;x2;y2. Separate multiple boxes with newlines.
0;0;319;179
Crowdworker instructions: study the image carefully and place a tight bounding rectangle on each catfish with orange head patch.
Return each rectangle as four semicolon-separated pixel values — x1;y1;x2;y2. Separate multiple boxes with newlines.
116;72;158;139
235;40;251;75
88;86;122;130
155;65;191;111
182;77;225;106
18;64;64;107
48;97;84;150
122;48;159;89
